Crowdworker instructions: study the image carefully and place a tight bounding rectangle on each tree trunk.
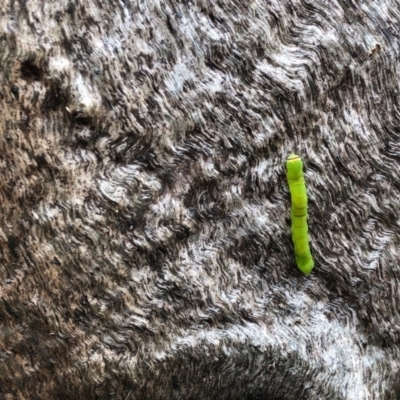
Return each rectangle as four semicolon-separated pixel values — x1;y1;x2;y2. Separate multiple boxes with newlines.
0;0;399;399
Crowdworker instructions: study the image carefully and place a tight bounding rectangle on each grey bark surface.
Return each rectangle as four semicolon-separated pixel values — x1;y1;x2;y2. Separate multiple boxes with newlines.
0;0;399;399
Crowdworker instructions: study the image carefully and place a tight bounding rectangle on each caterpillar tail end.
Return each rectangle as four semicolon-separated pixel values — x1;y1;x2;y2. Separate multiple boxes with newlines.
296;258;314;275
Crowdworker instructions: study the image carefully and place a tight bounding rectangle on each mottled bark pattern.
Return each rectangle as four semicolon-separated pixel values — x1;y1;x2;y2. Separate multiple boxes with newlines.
0;0;400;399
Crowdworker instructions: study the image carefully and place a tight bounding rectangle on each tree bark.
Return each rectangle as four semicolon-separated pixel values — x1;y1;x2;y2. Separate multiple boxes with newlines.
0;0;399;399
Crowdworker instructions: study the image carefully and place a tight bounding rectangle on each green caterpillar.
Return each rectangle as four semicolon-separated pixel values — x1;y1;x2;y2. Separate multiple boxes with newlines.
286;154;314;275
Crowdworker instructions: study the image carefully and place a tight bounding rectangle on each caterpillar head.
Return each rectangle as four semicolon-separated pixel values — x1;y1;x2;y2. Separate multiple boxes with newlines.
286;154;303;180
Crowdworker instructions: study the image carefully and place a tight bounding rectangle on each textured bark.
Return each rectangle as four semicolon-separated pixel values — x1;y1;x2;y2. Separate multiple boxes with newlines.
0;0;400;399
